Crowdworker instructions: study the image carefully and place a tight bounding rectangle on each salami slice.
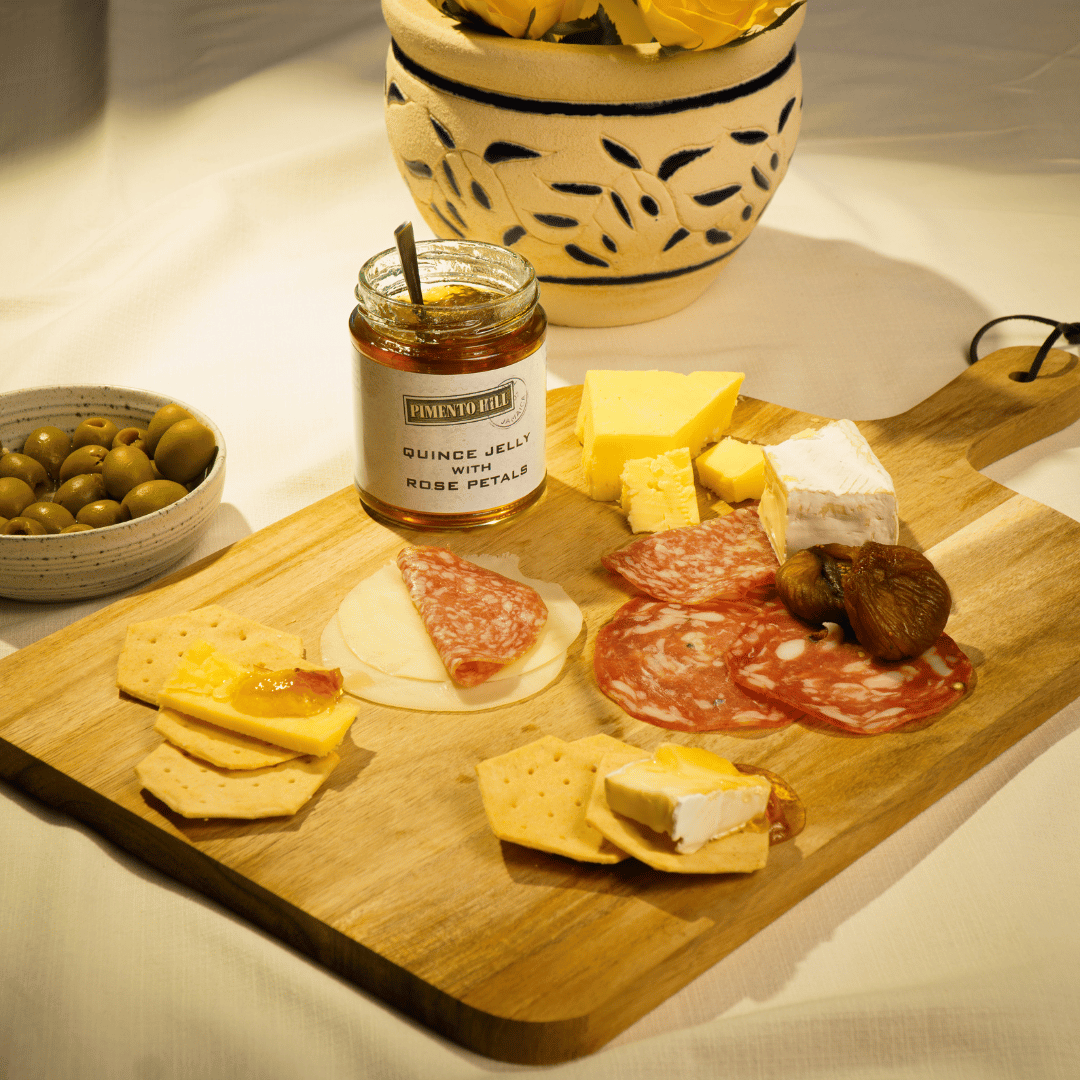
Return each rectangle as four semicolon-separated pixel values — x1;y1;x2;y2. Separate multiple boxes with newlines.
593;597;802;732
396;547;548;687
601;507;778;605
726;605;972;734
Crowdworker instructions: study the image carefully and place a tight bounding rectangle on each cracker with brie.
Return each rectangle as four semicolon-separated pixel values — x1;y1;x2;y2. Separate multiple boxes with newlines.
477;737;789;875
585;745;772;874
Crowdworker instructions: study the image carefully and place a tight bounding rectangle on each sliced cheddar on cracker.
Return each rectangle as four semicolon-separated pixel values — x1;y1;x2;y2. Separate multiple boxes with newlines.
157;640;357;757
118;605;304;706
135;741;338;819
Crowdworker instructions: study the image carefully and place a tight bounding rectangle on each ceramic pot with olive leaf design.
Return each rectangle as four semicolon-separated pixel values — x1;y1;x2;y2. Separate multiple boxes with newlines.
381;0;804;327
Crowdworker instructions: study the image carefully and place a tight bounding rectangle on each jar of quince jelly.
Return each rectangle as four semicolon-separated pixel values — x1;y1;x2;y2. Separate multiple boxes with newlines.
350;239;547;529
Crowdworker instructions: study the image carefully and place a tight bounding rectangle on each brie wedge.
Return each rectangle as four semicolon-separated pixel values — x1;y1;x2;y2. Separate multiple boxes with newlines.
758;418;898;563
604;745;771;854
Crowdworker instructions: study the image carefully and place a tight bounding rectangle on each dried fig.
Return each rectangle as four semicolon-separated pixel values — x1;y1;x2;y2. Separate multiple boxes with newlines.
776;544;857;625
843;541;951;660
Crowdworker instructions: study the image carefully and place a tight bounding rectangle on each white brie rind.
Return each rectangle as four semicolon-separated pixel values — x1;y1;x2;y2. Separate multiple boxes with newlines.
322;554;583;711
603;746;772;855
758;418;898;563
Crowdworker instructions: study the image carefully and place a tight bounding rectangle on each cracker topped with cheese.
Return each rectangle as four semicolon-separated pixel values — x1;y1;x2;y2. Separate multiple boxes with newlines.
586;745;772;873
477;737;795;875
117;604;304;706
158;640;357;757
120;606;355;820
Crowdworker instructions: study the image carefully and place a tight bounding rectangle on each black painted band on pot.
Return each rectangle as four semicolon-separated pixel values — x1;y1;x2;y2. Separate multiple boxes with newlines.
390;39;797;117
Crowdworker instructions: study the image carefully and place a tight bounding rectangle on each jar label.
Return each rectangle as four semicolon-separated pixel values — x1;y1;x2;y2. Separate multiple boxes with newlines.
353;345;546;514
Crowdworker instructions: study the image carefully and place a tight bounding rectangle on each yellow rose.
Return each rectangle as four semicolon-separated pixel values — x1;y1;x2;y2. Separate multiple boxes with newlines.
450;0;587;39
637;0;777;51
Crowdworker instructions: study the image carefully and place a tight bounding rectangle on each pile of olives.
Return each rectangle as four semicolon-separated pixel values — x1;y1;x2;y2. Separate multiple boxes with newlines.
0;403;217;535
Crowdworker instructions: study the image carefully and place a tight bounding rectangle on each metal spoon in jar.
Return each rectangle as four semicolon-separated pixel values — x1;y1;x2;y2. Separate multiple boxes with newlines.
394;221;424;305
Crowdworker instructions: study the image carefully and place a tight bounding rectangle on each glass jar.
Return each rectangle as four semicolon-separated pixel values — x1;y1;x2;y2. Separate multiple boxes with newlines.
350;239;547;529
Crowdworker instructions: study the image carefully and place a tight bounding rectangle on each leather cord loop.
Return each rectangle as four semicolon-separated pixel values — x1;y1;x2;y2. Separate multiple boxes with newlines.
969;315;1080;382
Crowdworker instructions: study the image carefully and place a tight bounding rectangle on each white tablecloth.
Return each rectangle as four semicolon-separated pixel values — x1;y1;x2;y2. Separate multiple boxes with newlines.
2;1;1078;1076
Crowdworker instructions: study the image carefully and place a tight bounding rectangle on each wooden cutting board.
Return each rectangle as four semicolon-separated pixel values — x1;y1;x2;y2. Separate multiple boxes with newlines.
3;346;1079;1064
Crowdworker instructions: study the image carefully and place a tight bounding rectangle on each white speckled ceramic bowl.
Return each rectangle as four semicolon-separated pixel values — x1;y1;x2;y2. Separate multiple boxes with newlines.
0;385;225;602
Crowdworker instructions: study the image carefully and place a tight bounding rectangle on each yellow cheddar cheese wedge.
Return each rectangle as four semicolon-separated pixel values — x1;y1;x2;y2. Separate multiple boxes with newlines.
157;641;357;757
695;438;766;503
574;370;743;502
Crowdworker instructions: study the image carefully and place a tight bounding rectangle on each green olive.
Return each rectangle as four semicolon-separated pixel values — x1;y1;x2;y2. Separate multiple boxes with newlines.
145;404;193;456
20;501;76;534
2;516;48;535
71;416;120;450
102;445;156;500
0;452;50;498
153;418;216;484
61;523;94;533
58;444;109;484
0;476;37;518
53;473;108;516
76;499;130;528
121;479;189;518
112;426;149;453
21;426;71;482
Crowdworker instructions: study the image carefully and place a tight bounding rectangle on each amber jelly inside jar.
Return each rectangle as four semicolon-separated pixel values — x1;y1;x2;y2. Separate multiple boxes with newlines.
350;239;547;530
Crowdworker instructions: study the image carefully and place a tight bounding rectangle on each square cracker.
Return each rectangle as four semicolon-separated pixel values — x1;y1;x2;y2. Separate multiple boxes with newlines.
117;605;304;705
154;708;302;770
134;740;338;819
476;734;647;864
585;750;770;874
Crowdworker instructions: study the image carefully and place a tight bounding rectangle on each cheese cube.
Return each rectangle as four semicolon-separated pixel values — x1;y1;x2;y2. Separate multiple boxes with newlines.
695;438;765;502
758;419;898;563
604;745;771;854
619;448;700;534
158;641;357;757
575;370;743;502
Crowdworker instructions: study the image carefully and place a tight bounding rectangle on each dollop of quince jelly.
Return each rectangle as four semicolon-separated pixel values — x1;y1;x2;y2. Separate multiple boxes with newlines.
230;667;344;718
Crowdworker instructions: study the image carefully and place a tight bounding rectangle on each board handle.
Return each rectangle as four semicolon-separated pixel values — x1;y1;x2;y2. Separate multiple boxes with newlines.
869;346;1080;471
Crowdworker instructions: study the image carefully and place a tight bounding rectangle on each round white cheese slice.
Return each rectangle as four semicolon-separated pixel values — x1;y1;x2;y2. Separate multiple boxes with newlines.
334;554;583;682
320;614;567;712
